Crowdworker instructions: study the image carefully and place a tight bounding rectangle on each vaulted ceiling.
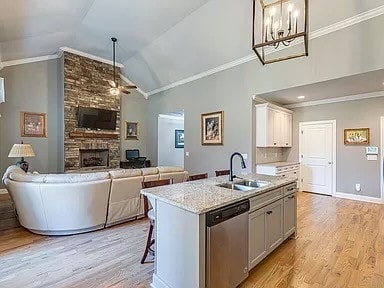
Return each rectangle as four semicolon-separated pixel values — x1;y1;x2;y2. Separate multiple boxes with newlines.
0;0;383;95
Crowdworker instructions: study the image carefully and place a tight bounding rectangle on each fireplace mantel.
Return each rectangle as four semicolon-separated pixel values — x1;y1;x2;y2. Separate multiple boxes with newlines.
69;131;119;139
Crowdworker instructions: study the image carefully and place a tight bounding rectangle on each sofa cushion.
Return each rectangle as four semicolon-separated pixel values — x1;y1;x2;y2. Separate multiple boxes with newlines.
109;169;142;179
2;165;25;183
141;167;159;176
157;166;184;173
44;172;110;183
9;172;47;183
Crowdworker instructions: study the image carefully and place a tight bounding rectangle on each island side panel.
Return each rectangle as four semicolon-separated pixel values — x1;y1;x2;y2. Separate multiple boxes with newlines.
152;199;206;288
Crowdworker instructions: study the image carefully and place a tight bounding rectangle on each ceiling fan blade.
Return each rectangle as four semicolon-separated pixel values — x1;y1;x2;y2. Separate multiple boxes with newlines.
119;87;131;94
107;80;116;87
122;85;137;89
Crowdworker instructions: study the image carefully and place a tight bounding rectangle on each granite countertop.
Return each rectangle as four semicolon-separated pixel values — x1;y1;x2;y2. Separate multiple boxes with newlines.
257;161;299;167
141;174;296;215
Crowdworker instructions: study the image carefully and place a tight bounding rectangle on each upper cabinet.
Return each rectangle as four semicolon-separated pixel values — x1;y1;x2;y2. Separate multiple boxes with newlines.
255;103;293;147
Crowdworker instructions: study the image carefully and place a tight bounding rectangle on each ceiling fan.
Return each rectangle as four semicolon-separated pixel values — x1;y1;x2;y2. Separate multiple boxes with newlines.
108;37;137;95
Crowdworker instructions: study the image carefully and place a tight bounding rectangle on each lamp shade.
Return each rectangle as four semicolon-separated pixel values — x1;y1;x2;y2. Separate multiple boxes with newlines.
8;143;35;158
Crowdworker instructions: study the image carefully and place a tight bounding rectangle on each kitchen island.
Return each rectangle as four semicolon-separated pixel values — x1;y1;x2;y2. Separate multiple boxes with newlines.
141;174;297;288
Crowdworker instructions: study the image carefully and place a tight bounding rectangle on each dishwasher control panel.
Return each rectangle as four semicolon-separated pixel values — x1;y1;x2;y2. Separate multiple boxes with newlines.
206;199;250;227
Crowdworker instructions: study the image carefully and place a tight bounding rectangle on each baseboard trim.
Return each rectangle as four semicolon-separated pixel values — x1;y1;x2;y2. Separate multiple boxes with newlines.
151;274;171;288
334;192;383;204
0;189;8;195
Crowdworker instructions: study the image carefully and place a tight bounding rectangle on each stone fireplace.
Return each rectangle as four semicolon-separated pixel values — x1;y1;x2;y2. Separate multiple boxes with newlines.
63;52;121;171
80;149;109;168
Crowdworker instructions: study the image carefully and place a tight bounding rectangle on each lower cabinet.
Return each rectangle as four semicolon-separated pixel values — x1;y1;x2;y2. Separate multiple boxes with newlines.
284;194;297;239
248;199;284;270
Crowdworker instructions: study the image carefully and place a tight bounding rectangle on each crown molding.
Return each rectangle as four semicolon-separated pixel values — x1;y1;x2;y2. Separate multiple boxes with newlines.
1;55;59;68
147;5;384;96
284;91;384;109
59;47;124;68
119;73;148;99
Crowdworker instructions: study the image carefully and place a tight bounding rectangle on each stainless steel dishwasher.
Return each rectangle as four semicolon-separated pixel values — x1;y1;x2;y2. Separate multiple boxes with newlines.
206;199;250;288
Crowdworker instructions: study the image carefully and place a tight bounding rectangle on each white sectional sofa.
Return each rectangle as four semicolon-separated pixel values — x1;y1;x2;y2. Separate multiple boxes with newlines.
2;165;188;235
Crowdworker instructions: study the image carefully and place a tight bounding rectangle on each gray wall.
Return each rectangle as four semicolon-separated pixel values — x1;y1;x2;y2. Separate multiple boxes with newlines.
120;91;149;160
158;116;184;167
147;16;384;177
0;59;62;178
287;97;384;198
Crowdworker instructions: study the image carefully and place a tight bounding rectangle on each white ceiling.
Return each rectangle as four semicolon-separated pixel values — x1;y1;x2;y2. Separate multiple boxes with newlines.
0;0;383;94
257;69;384;105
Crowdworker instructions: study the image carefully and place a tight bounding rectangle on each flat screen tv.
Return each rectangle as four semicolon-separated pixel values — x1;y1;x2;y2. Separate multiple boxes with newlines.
77;106;117;130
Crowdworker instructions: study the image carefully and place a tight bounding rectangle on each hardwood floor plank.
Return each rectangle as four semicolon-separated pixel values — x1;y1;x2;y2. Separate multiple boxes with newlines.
1;192;384;287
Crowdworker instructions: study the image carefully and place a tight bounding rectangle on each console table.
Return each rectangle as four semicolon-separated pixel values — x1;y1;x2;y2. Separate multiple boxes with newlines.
120;159;151;169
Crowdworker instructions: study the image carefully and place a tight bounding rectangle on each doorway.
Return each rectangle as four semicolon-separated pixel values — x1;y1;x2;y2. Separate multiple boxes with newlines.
157;111;184;168
299;120;336;196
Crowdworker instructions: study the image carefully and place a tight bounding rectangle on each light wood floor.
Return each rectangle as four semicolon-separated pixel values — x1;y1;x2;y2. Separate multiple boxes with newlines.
1;192;384;287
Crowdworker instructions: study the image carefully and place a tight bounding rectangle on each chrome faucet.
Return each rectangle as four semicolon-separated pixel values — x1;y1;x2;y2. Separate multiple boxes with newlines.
229;152;246;182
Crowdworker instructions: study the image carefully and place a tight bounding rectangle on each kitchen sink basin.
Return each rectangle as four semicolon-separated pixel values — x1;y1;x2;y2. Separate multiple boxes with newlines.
216;180;271;191
216;182;255;191
233;180;270;188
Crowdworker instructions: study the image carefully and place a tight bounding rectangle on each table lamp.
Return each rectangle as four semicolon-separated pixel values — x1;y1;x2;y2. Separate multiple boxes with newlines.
8;142;36;172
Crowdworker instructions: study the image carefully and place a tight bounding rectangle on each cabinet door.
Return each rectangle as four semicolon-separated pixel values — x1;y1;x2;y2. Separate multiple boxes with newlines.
249;208;268;269
284;194;297;239
272;109;282;147
267;108;276;147
266;199;284;252
281;112;292;147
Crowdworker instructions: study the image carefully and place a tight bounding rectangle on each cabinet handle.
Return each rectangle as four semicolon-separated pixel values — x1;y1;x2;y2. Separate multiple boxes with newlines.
273;143;277;145
266;211;273;215
288;195;295;199
287;187;295;191
286;143;289;145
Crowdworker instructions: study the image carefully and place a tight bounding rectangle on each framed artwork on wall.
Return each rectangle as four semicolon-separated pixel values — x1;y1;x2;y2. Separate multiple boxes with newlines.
175;129;184;148
20;112;47;137
125;122;138;140
344;128;370;145
201;111;224;145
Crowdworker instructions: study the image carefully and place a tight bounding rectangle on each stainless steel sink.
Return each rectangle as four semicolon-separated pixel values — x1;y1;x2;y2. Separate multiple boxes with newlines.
233;180;270;188
216;182;255;191
216;180;271;191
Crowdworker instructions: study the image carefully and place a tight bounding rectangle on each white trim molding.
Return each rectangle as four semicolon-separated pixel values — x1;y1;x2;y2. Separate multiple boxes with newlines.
334;192;383;204
285;91;384;109
1;55;59;68
147;5;384;96
59;47;124;68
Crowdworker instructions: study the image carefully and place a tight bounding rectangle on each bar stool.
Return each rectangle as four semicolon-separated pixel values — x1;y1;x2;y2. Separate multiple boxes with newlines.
187;173;208;181
215;169;230;177
141;178;173;264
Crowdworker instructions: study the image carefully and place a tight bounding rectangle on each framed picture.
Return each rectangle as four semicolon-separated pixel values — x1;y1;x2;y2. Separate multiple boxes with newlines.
344;128;370;145
175;129;184;148
21;112;47;137
125;122;138;140
201;111;224;145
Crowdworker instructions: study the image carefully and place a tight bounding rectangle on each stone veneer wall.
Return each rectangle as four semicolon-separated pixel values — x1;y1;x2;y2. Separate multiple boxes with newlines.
64;52;121;171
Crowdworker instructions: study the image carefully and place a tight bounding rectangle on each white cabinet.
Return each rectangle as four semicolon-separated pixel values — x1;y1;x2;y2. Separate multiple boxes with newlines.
256;162;300;186
255;103;293;147
249;198;284;270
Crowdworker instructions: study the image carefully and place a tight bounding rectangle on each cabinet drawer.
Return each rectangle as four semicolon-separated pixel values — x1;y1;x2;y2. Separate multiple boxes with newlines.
250;188;284;212
284;183;297;195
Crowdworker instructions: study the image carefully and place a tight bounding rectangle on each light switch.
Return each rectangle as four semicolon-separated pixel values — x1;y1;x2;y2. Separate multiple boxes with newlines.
367;155;377;161
185;152;190;157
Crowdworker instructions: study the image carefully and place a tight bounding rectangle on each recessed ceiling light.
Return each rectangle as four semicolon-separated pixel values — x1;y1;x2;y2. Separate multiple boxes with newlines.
297;96;305;99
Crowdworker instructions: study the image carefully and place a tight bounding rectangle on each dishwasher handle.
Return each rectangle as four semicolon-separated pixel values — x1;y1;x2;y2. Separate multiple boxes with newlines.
206;199;250;227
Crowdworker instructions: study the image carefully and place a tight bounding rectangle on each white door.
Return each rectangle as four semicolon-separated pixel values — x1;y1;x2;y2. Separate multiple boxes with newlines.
299;121;335;195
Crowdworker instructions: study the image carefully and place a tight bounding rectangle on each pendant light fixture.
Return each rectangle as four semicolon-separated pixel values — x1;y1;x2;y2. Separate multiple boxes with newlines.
252;0;309;65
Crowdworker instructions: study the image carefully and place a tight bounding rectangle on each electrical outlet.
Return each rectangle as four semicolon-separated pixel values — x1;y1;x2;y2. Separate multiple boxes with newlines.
274;153;278;158
264;153;267;158
355;184;361;192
